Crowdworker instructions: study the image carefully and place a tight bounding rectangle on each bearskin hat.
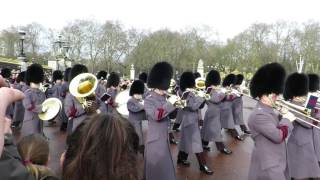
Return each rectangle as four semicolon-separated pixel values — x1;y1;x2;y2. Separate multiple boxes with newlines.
64;68;71;81
235;74;244;85
16;71;26;83
69;64;88;82
222;74;236;87
205;70;221;87
194;72;201;79
52;70;63;82
106;72;120;88
139;72;148;83
25;63;44;85
129;80;145;96
283;73;309;100
179;71;195;92
250;63;286;98
147;61;173;90
1;68;11;78
308;74;320;92
97;70;108;80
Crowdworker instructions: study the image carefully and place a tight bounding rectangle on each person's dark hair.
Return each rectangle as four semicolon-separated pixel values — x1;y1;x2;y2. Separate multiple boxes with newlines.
62;114;139;180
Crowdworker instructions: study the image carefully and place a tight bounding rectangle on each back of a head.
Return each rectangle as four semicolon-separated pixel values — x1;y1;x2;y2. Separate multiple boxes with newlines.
17;134;55;180
1;68;11;79
106;72;120;88
63;114;139;180
68;64;88;82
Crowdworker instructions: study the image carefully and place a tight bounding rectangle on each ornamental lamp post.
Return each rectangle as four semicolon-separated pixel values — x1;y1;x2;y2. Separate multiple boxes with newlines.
18;31;28;71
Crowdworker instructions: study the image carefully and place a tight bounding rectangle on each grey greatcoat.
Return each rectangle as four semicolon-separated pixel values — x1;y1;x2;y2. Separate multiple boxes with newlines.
143;84;150;99
106;87;118;113
127;97;146;146
144;91;176;180
179;91;205;154
21;88;46;137
220;97;236;129
13;83;27;125
232;96;245;125
175;89;184;124
312;108;320;162
64;93;87;133
248;102;293;180
287;118;320;178
201;89;226;142
95;84;108;114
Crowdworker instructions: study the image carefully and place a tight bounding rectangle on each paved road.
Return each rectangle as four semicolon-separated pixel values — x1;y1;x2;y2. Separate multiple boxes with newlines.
14;96;257;180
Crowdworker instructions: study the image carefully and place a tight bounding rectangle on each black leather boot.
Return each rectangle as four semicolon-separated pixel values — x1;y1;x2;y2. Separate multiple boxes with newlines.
172;123;180;132
169;132;178;145
240;124;251;134
229;129;244;141
177;151;190;167
202;140;211;151
196;153;213;175
215;142;232;155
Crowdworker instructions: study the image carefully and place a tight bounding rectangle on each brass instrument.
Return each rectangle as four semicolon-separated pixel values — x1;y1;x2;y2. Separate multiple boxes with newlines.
69;73;100;113
38;98;62;121
114;89;131;119
195;77;206;90
166;92;187;108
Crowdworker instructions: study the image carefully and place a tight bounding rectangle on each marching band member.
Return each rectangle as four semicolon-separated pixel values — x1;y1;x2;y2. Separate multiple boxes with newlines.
64;64;90;133
21;64;46;137
60;68;71;131
309;74;320;168
127;80;146;155
106;72;120;113
138;72;150;98
201;70;232;154
12;71;27;129
47;70;64;124
177;71;213;175
232;74;251;134
95;70;107;98
1;68;13;118
221;74;243;140
248;63;295;180
143;62;177;180
284;72;320;179
172;88;183;132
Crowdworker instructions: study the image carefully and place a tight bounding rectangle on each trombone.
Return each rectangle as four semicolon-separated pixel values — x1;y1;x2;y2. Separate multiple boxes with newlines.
242;91;320;130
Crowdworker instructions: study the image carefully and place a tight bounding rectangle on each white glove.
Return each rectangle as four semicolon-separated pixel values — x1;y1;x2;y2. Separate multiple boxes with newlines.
168;95;178;105
282;111;296;122
220;88;227;94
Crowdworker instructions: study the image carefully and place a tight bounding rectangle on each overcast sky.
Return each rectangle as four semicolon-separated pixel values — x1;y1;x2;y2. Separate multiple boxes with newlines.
0;0;319;41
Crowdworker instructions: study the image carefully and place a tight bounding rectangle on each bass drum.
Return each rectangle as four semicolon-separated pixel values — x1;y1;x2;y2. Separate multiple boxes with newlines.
115;89;130;119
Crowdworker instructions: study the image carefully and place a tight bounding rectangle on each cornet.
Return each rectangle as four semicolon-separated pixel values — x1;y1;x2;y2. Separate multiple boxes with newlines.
69;73;100;114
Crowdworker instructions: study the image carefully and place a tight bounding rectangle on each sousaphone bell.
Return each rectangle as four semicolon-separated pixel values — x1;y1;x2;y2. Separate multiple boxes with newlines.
38;98;62;121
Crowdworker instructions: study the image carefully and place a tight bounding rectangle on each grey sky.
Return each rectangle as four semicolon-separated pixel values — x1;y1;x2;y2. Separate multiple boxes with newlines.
0;0;319;41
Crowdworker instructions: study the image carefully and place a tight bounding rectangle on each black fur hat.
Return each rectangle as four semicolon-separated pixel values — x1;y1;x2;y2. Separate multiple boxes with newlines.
250;63;286;98
106;72;120;88
308;74;320;92
97;71;108;80
138;72;148;83
69;64;88;82
194;72;201;79
16;71;26;83
222;74;236;87
129;80;145;96
26;63;44;85
205;70;221;87
52;70;63;82
179;71;195;91
147;61;173;90
64;68;71;81
235;74;244;85
283;73;309;100
1;68;11;78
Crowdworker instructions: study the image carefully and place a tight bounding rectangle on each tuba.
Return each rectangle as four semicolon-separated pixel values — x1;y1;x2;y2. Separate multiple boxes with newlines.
114;89;132;119
69;73;100;113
